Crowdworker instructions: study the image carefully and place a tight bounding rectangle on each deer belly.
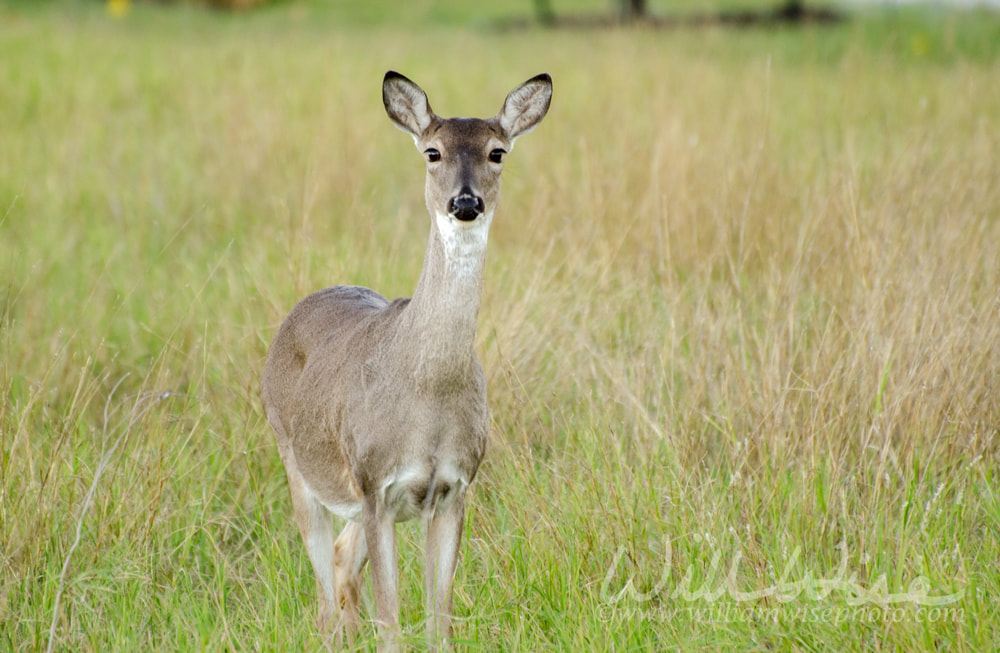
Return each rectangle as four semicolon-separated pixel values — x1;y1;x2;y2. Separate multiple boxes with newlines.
380;461;469;522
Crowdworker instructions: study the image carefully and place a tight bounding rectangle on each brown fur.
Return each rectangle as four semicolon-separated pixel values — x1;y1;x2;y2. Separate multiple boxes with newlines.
261;70;551;650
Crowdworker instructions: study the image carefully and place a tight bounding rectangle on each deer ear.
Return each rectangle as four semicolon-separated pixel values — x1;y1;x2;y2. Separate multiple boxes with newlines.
383;71;434;138
498;73;552;141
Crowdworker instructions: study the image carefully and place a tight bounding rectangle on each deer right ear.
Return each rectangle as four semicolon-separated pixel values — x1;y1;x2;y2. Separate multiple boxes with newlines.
383;71;434;138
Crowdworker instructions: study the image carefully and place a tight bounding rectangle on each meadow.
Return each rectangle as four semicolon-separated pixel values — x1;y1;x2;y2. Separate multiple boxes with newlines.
1;1;998;650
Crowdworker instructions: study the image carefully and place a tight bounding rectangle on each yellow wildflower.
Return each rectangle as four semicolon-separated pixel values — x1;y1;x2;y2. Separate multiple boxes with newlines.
107;0;131;18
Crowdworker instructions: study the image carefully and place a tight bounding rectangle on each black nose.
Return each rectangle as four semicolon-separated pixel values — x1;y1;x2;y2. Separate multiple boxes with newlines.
448;192;485;222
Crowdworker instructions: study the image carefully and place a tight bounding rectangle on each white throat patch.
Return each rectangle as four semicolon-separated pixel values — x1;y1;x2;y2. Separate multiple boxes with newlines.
434;211;492;272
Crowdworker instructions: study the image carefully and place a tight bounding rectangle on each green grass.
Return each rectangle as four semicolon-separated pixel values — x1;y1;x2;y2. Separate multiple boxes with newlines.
2;1;999;650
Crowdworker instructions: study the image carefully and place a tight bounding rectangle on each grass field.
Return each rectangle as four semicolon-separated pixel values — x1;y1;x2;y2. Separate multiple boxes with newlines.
2;1;999;650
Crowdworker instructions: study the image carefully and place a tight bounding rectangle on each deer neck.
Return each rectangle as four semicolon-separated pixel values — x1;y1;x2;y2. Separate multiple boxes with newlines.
396;211;491;388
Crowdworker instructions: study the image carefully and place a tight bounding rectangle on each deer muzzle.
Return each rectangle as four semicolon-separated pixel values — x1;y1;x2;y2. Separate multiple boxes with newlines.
448;190;485;222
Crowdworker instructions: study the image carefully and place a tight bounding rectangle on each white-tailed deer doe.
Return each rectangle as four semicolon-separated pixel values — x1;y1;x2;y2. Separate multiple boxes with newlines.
261;71;552;649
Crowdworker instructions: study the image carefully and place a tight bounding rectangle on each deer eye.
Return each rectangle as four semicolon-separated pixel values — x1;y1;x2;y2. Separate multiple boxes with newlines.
424;148;441;163
488;149;506;164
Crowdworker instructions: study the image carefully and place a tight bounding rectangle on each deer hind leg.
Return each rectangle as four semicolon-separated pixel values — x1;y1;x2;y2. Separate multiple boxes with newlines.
333;521;367;641
275;441;340;634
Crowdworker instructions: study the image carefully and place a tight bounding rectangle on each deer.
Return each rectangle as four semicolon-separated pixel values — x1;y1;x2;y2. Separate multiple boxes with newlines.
261;70;552;650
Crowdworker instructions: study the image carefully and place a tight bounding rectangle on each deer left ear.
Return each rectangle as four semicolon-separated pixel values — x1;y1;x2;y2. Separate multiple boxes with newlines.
498;73;552;141
383;70;435;138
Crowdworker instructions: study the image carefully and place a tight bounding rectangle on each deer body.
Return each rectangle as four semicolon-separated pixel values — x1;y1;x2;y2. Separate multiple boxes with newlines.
261;71;551;649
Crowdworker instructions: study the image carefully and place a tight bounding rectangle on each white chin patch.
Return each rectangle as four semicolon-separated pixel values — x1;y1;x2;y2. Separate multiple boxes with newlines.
435;211;491;260
444;210;485;229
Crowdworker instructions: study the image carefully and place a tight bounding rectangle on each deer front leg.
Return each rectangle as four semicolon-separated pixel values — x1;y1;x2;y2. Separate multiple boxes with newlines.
424;493;466;648
333;521;367;643
364;495;401;652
